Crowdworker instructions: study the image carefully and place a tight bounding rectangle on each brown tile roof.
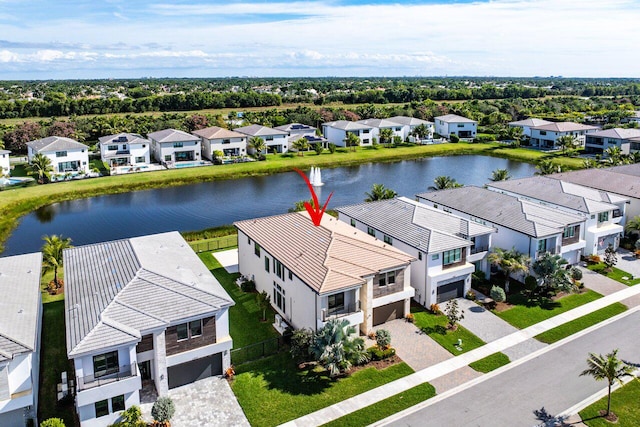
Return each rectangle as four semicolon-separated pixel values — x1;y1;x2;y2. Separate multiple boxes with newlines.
192;126;246;140
530;122;599;132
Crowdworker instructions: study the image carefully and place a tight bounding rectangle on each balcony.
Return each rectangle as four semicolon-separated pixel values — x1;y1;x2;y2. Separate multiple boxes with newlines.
470;245;489;255
612;209;622;218
322;301;361;322
77;363;137;391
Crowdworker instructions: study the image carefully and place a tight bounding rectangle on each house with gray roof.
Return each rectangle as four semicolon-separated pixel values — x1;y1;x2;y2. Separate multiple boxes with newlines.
26;136;90;176
147;129;202;166
434;114;477;140
337;197;495;308
386;116;435;142
322;120;374;147
235;212;415;335
508;118;553;138
0;252;42;427
417;187;587;265
529;121;599;149
356;118;404;144
274;123;327;151
488;176;627;255
234;124;289;154
64;232;234;427
584;127;640;155
99;133;151;169
193;126;248;159
0;149;10;176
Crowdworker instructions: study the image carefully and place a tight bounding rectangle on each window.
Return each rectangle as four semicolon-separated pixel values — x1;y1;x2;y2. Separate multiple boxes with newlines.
418;252;423;260
55;151;67;157
363;129;370;134
563;226;576;238
95;400;109;418
537;239;547;252
177;323;188;341
112;395;125;412
189;320;202;337
108;145;118;151
363;139;370;144
328;292;344;312
378;270;396;287
540;131;547;136
164;155;171;161
265;136;274;141
142;144;146;148
598;212;609;222
367;226;375;237
135;156;145;163
254;243;261;257
350;219;356;227
275;259;284;280
265;256;270;272
222;139;231;144
383;235;393;245
395;127;401;131
288;270;293;280
457;124;464;128
432;254;439;260
93;351;119;378
273;282;285;312
443;248;462;265
173;142;183;148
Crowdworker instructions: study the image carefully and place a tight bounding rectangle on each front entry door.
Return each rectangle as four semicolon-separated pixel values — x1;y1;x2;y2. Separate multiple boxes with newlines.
139;360;151;380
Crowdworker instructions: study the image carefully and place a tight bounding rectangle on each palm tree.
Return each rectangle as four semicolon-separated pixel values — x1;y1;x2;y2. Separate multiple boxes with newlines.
507;125;524;146
582;158;599;169
344;132;360;152
488;247;530;293
624;215;640;239
42;234;73;287
429;176;463;191
364;183;397;202
580;349;634;418
310;319;368;377
535;159;561;175
292;138;309;156
379;128;394;146
604;146;623;166
28;153;54;184
411;124;429;141
556;134;578;155
249;136;266;155
532;252;574;295
490;168;511;182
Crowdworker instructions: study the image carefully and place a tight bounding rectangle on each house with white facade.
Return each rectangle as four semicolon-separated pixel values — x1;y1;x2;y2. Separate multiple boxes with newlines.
99;133;151;168
193;126;248;160
322;121;374;147
488;176;627;255
147;129;202;166
64;232;234;427
529;122;599;149
0;149;10;176
621;111;640;125
356;118;403;144
507;118;553;138
26;136;89;176
584;128;640;155
235;212;415;335
337;197;494;308
417;186;587;265
434;114;477;140
386;116;435;142
234;124;289;154
275;123;327;150
0;252;42;427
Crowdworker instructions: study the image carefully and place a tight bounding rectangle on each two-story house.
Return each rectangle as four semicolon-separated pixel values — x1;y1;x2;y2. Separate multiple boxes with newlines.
234;124;289;154
64;232;234;427
26;136;90;176
193;126;248;160
99;133;151;168
356;119;404;144
0;253;42;427
337;197;495;308
529;122;599;149
386;116;435;142
584;128;640;155
507;118;553;138
322;121;374;147
434;114;477;140
488;176;627;255
0;149;10;176
235;212;415;335
417;186;587;265
274;123;327;151
147;129;202;166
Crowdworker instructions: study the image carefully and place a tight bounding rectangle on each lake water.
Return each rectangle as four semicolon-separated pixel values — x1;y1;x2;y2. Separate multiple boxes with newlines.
2;155;536;256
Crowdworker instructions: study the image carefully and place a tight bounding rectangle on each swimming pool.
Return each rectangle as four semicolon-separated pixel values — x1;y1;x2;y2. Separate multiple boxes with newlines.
174;161;208;169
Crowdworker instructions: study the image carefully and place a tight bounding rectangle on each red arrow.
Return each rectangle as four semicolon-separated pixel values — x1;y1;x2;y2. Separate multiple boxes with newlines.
293;168;333;226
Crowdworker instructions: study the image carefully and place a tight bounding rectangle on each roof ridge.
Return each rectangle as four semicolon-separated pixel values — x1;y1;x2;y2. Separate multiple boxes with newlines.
0;331;32;353
101;315;141;339
112;299;169;324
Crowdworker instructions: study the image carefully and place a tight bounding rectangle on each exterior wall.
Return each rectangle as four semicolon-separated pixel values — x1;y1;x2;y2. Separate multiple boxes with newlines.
322;126;373;146
530;128;599;149
585;135;631;155
201;136;247;160
150;139;201;163
509;123;534;137
77;390;139;427
264;134;289;153
100;142;150;166
435;120;477;139
0;152;9;175
165;316;216;356
29;147;90;175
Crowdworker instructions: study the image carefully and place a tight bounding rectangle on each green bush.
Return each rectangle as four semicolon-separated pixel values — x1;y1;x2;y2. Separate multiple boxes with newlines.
328;143;336;154
367;346;396;361
449;134;460;143
375;329;391;349
473;134;496;143
314;143;323;155
490;285;506;303
290;328;314;362
40;419;65;427
241;279;256;292
524;275;538;293
151;396;175;423
570;267;583;281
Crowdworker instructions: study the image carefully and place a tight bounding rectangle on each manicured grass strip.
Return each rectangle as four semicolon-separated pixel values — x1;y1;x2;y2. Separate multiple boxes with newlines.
495;290;602;329
231;352;414;427
587;263;640;286
579;378;640;427
410;306;485;354
468;352;511;373
535;303;628;344
198;253;279;348
321;382;436;427
188;234;237;253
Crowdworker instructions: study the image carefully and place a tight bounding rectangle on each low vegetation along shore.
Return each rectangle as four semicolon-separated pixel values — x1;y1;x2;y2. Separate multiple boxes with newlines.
0;142;583;253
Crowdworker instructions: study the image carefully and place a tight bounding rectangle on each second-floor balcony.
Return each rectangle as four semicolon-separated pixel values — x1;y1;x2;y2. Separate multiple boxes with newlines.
470;244;489;255
77;363;138;391
322;301;361;322
535;248;557;259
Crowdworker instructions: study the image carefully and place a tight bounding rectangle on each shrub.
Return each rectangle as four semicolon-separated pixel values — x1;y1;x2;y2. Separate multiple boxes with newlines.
375;329;391;349
449;134;460;143
367;346;396;361
524;275;538;293
111;405;146;427
328;143;337;154
465;289;476;300
473;134;495;143
585;254;601;264
257;154;266;161
240;279;256;292
40;419;65;427
570;267;583;281
635;239;640;251
430;303;440;314
313;143;323;155
490;285;506;303
405;313;415;323
444;299;464;329
290;328;314;362
151;396;176;424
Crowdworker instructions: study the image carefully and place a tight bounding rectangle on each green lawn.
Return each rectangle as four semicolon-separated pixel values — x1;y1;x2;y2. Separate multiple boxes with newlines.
189;234;238;253
580;379;640;427
410;305;486;354
587;263;640;286
468;352;511;373
231;351;414;427
494;290;603;329
535;303;628;343
321;382;436;427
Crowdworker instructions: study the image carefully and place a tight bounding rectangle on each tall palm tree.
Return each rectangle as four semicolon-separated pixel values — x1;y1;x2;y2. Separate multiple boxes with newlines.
42;234;73;287
604;146;623;166
344;132;360;151
580;349;635;418
490;168;511;182
488;247;530;293
249;136;266;155
535;159;561;175
28;153;54;184
292;138;309;156
379;128;394;146
364;183;397;202
429;176;463;191
556;134;578;155
624;215;640;239
411;124;429;140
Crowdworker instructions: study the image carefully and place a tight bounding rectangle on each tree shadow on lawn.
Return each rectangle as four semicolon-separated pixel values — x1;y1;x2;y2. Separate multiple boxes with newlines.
251;354;333;396
507;292;561;310
420;325;448;335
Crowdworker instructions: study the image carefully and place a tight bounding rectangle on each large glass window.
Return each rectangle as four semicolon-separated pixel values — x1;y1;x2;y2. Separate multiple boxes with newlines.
443;248;462;265
563;226;576;238
265;256;270;272
95;400;109;417
108;145;118;151
275;259;284;280
537;239;547;252
55;151;67;157
328;292;344;313
598;211;609;223
190;320;203;337
254;243;260;257
176;323;188;340
112;395;125;412
93;351;119;378
378;271;396;287
173;142;183;148
273;282;285;312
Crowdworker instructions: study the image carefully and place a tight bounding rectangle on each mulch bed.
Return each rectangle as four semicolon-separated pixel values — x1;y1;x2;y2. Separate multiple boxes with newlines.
349;354;403;374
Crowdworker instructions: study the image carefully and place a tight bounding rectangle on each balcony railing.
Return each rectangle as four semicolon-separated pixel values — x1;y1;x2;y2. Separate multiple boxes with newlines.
323;301;361;322
470;245;489;255
77;363;137;391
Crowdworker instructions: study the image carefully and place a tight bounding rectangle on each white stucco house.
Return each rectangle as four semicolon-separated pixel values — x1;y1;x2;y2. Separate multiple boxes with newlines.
356;118;404;144
529;122;600;149
99;133;151;168
337;197;495;308
147;129;202;166
417;186;587;266
26;136;90;176
322;121;374;147
488;176;627;255
0;149;10;176
235;212;415;335
64;232;234;427
275;123;326;151
584;128;640;155
507;118;553;138
434;114;477;140
193;126;248;160
386;116;435;142
0;252;42;427
234;124;289;154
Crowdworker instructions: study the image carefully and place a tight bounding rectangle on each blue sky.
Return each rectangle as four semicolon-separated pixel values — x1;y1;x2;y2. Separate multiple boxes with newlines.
0;0;638;79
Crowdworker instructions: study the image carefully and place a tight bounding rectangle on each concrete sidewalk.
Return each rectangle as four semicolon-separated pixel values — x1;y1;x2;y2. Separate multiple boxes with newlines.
281;283;640;427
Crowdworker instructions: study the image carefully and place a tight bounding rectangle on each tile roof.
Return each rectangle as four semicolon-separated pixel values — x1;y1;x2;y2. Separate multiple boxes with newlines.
435;114;477;124
386;116;433;126
550;169;640;200
234;212;414;295
274;123;317;132
233;124;288;137
98;133;150;146
606;163;640;177
26;136;88;152
508;118;553;127
0;149;10;155
0;253;41;362
586;128;640;140
417;187;584;238
192;126;246;140
147;128;199;143
530;122;599;132
64;232;234;357
322;120;374;131
356;118;399;128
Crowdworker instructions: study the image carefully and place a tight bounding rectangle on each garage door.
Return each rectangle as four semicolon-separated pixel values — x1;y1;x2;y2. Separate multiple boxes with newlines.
373;301;405;326
436;280;464;303
167;353;222;389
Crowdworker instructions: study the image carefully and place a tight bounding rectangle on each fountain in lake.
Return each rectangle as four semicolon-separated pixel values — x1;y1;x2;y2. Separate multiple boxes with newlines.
309;166;323;186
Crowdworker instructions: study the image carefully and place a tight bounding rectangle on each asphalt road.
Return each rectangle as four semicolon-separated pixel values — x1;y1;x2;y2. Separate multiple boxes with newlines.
385;310;640;427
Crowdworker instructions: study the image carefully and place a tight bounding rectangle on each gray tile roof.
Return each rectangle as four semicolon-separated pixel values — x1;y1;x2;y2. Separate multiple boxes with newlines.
98;133;150;146
322;120;373;131
64;232;234;357
356;118;399;128
26;136;88;152
417;187;584;238
336;197;494;254
0;253;42;362
606;163;640;177
530;122;599;132
274;123;316;132
147;129;199;143
586;128;640;140
550;169;640;200
386;116;433;126
508;118;553;127
192;126;246;140
233;124;288;137
435;114;476;124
